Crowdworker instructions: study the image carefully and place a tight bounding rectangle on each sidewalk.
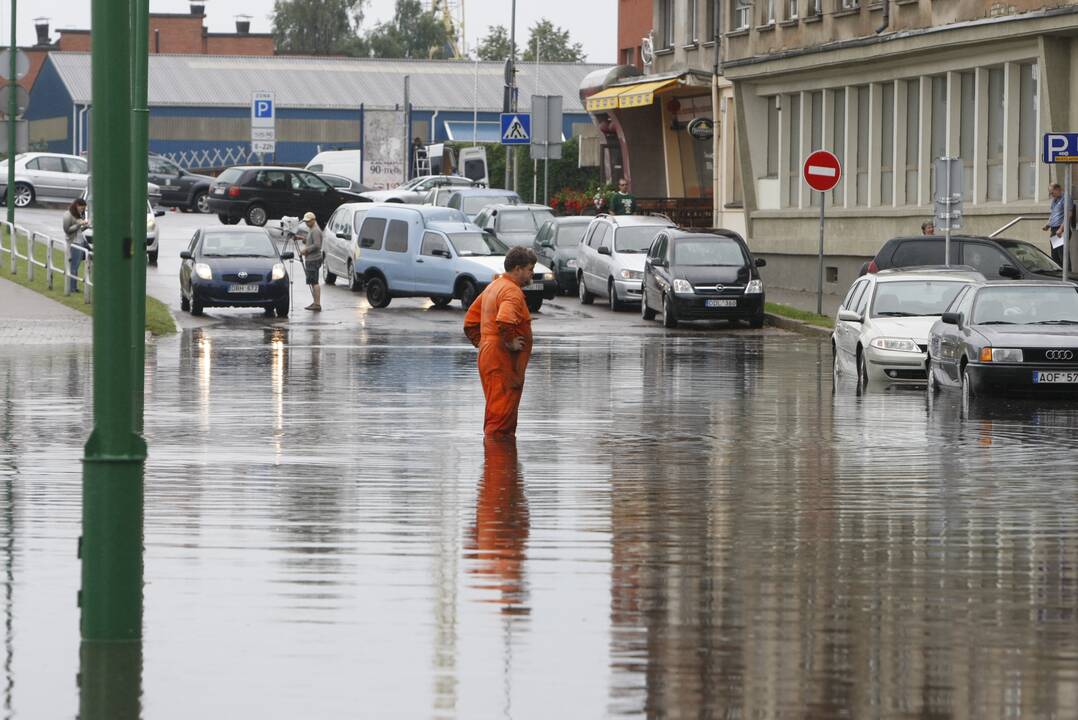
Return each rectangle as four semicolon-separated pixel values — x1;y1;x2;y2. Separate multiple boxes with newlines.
0;275;92;344
767;286;841;318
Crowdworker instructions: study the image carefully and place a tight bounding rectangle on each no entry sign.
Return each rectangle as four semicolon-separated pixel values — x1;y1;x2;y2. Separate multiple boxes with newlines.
803;150;841;193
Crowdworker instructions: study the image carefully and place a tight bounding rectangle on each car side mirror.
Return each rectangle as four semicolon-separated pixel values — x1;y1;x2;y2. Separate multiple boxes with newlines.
433;249;451;258
598;246;612;256
179;250;192;259
337;232;350;240
837;309;862;323
541;240;554;248
280;251;294;260
154;208;165;217
653;258;667;268
755;257;767;267
941;311;962;326
998;264;1022;279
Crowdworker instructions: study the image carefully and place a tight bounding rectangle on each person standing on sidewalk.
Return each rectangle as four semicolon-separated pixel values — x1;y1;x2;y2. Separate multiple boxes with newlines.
299;211;323;311
610;178;637;216
62;198;89;293
1045;183;1066;266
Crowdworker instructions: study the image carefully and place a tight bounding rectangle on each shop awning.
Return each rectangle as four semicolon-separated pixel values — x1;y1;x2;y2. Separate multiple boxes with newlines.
585;78;682;112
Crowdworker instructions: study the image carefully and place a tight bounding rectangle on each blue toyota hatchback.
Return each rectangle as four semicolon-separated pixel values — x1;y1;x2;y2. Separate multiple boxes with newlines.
179;226;293;317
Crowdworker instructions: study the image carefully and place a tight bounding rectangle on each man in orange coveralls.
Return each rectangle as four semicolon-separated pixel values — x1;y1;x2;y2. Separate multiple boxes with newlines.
463;246;537;436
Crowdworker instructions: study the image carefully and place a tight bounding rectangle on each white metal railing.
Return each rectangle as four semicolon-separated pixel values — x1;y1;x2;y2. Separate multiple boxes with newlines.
164;145;256;172
989;215;1049;238
0;221;93;304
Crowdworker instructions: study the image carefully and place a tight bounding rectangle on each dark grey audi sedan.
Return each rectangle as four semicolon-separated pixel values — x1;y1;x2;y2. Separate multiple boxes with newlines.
927;280;1078;399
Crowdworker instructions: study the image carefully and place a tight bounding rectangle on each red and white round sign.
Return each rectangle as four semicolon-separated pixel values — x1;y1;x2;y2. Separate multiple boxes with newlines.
803;150;841;193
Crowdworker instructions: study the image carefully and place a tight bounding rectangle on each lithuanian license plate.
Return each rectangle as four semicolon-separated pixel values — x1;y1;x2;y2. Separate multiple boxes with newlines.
228;283;258;293
705;299;736;308
1033;370;1078;383
524;283;543;291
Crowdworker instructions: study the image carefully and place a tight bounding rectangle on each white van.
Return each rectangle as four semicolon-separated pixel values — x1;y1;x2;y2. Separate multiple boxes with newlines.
425;144;489;186
305;150;363;183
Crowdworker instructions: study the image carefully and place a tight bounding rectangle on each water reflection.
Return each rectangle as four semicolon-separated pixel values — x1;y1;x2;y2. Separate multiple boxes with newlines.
79;641;142;720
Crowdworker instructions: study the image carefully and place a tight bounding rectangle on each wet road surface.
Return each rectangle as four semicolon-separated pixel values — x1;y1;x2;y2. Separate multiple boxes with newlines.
2;317;1078;719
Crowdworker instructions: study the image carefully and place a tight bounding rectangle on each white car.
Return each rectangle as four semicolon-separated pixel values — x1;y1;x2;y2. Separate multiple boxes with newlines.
0;152;89;207
833;268;984;386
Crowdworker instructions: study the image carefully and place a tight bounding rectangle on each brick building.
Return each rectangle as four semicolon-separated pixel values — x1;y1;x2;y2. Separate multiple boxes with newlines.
618;0;653;70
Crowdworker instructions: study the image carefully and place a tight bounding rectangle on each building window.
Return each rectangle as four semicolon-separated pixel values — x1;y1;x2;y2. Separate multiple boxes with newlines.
766;97;779;177
704;1;716;41
930;76;947;200
763;0;775;24
734;0;752;30
809;0;822;15
1018;62;1038;200
688;0;699;42
787;0;798;20
856;86;869;205
841;0;859;8
832;88;846;205
880;82;894;206
622;47;635;66
905;80;920;205
661;0;676;48
809;91;823;206
787;94;801;207
959;71;974;199
987;67;1004;201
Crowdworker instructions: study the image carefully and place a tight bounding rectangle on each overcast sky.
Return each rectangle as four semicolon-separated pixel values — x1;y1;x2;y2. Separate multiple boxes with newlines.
5;0;617;62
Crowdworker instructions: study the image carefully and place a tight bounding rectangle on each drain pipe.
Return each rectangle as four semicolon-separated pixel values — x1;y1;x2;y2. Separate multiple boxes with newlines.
712;0;722;227
875;0;890;33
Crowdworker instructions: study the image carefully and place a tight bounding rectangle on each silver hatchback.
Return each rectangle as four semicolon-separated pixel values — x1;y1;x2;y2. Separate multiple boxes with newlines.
577;214;676;311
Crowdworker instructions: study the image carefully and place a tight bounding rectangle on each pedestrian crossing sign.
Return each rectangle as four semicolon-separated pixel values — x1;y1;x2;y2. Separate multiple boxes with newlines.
500;113;531;145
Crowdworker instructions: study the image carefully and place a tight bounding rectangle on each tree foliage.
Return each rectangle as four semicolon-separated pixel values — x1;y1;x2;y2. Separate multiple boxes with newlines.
363;0;454;59
522;19;586;63
475;25;515;61
272;0;366;56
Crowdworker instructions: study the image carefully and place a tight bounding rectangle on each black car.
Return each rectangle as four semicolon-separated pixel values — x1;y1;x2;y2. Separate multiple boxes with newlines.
179;226;293;317
317;172;372;194
641;229;766;329
864;235;1062;280
207;165;367;227
148;154;216;213
533;216;590;294
928;280;1078;397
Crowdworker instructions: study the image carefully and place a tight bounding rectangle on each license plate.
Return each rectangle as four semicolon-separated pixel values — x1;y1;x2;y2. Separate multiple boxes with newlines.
228;283;258;293
705;299;737;308
1033;370;1078;384
213;188;225;195
524;283;543;291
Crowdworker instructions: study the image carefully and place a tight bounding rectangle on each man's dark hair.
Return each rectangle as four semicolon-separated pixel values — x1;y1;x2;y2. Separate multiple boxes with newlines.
504;246;537;272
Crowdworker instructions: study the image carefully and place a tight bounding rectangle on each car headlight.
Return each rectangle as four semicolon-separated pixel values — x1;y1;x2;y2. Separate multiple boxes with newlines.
535;272;552;281
745;279;764;294
565;258;578;268
672;278;693;294
619;269;644;281
870;337;921;353
147;218;155;232
271;263;287;281
193;263;212;280
979;347;1023;363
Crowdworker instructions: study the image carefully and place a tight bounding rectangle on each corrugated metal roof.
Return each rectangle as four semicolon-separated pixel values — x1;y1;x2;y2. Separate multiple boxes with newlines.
48;53;608;113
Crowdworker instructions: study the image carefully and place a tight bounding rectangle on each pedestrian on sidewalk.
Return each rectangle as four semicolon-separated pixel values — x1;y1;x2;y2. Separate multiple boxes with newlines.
62;198;89;293
1045;183;1066;265
921;220;935;235
299;211;323;311
610;178;637;216
463;246;536;437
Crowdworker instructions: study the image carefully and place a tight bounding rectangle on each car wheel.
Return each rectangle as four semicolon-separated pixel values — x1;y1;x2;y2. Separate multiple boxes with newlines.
431;296;452;308
749;311;764;329
263;305;276;317
927;357;941;394
323;265;337;285
347;260;362;291
147;250;158;266
608;280;627;311
661;294;678;329
193;190;211;214
962;363;976;401
365;276;391;308
527;297;543;313
276;300;289;318
578;275;594;305
13;183;33;208
180;294;190;312
459;278;478;309
218;213;239;225
857;349;869;390
191;299;204;316
641;291;657;320
245;204;268;227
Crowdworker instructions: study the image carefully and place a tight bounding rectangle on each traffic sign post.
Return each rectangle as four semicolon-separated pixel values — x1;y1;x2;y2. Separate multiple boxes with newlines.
251;91;276;160
803;150;841;316
933;158;963;268
1043;133;1076;282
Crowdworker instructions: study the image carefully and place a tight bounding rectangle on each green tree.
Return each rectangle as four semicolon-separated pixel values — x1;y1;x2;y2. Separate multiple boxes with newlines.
272;0;366;56
521;19;586;63
363;0;453;59
475;25;515;61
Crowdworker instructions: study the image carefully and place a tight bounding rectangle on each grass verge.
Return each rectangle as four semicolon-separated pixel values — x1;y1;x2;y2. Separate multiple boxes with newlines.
765;302;833;329
1;230;177;336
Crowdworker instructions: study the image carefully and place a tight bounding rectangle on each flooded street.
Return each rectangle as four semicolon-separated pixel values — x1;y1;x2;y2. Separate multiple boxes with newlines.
2;322;1077;718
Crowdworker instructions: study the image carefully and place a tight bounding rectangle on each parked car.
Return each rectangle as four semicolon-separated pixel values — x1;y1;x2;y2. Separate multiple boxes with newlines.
207;166;368;227
863;235;1062;280
359;175;472;204
147;154;215;213
533;217;591;294
473;204;555;247
0;152;89;207
320;202;372;290
641;229;767;328
928;280;1078;398
445;188;521;221
577;214;675;310
353;204;554;312
304;150;362;183
422;186;456;207
833;268;984;387
479;232;557;311
179;226;293;317
317;173;371;194
81;188;166;265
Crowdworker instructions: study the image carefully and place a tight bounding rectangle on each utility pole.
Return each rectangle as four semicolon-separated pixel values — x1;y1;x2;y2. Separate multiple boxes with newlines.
131;0;149;430
7;0;16;225
509;0;516;192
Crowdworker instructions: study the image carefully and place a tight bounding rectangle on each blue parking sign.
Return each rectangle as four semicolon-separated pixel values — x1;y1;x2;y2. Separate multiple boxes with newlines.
1043;132;1078;163
254;99;273;118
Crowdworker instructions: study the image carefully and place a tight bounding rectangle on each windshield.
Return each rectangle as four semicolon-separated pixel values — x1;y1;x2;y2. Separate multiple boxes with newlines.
464;195;511;213
499;210;541;232
871;280;969;318
996;240;1061;274
615;226;665;253
482;233;510;255
556;223;589;247
972;286;1078;325
672;239;746;266
200;232;276;258
216;167;244;185
447;232;492;257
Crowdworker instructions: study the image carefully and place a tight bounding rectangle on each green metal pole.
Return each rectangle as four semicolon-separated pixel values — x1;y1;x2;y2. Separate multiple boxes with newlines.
81;0;145;642
130;0;148;431
7;0;16;225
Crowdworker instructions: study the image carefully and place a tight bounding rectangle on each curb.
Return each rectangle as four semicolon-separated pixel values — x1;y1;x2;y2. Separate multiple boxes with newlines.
765;312;832;338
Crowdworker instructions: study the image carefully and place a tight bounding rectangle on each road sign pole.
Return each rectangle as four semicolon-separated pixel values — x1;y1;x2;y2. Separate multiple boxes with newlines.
7;0;16;225
945;157;952;268
817;195;825;316
1065;164;1072;283
130;0;149;433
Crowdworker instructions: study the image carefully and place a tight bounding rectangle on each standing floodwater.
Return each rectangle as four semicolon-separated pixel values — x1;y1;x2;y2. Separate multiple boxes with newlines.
1;327;1076;718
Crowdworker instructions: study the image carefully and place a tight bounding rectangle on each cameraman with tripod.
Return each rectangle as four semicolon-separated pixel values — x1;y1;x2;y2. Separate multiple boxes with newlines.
299;211;323;312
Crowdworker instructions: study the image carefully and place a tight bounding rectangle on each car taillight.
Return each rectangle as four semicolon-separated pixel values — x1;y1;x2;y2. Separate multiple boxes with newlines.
867;259;879;273
227;186;241;198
